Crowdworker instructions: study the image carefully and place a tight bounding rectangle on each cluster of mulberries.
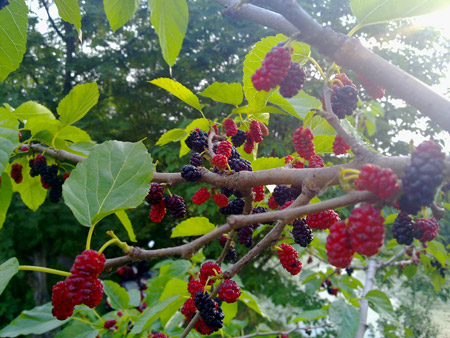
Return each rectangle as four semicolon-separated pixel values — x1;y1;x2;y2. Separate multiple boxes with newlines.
292;219;313;247
195;291;225;333
51;250;105;320
10;163;23;184
146;183;186;222
29;155;66;203
399;141;445;214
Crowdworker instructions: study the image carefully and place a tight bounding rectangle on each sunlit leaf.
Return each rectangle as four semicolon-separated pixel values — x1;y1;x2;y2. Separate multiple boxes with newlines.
104;0;140;31
171;217;216;237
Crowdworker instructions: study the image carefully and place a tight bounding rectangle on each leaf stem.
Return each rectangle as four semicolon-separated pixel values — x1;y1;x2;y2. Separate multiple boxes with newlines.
98;239;119;255
18;265;70;277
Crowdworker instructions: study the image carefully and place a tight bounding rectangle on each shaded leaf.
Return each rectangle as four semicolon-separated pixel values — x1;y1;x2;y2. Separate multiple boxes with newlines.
0;0;28;82
328;299;359;338
55;0;82;32
103;280;130;310
0;108;19;175
55;322;98;338
148;0;188;67
0;172;13;229
63;141;153;227
290;309;327;322
222;301;238;325
239;290;268;318
128;289;141;308
0;257;19;296
365;289;396;322
156;128;187;146
0;303;69;337
149;78;203;112
171;217;216;237
116;210;137;242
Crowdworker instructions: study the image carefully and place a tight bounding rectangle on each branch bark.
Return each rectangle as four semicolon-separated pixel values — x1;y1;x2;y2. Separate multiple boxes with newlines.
355;258;377;338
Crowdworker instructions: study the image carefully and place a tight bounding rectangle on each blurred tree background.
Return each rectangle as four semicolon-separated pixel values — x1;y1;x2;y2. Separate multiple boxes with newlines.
1;0;449;335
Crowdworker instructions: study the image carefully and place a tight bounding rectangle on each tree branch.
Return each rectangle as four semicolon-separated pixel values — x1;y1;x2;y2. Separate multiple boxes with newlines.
231;323;332;338
355;258;377;338
41;0;66;42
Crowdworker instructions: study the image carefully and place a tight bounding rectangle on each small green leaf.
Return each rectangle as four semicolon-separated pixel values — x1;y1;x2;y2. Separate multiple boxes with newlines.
0;303;68;337
431;269;446;291
12;101;55;121
63;141;153;227
304;112;336;136
148;0;188;67
11;157;46;211
158;279;189;325
0;109;19;175
350;0;450;27
156;128;187;146
251;157;285;171
427;241;447;267
128;289;141;308
58;83;99;128
328;299;359;338
55;322;98;338
54;0;82;32
115;210;137;242
149;78;203;112
365;289;397;322
384;214;397;225
130;295;179;334
314;134;335;153
222;301;238;325
402;264;417;279
0;172;13;229
103;280;130;310
104;0;140;31
0;0;28;82
239;290;268;318
171;217;216;238
0;257;19;296
290;309;327;322
199;82;243;106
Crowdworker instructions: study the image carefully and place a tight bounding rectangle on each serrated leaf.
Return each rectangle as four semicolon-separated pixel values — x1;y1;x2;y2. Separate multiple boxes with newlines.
251;157;284;171
0;109;19;175
243;34;310;109
0;172;13;229
149;78;203;112
57;83;99;128
171;217;216;238
148;0;188;67
104;0;140;31
0;257;19;296
239;290;268;318
328;299;359;338
12;101;55;121
11;157;46;211
130;295;179;334
63;141;153;227
199;82;243;106
55;0;82;32
0;0;28;82
314;134;335;153
290;309;327;322
55;322;98;338
116;210;137;242
350;0;450;27
156;128;187;146
0;303;69;337
103;281;129;310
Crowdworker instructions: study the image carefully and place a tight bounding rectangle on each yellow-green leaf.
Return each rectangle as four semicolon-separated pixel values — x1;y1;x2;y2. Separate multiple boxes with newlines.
199;82;243;106
0;172;13;230
115;210;137;242
156;128;187;146
104;0;140;31
148;0;188;67
251;157;284;171
12;101;55;121
149;78;203;112
55;0;82;32
12;157;46;211
0;108;19;175
171;217;216;238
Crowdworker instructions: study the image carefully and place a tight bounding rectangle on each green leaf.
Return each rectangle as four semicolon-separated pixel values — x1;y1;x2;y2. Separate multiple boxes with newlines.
156;129;188;146
0;257;19;296
158;279;188;325
427;241;447;267
304;112;336;136
199;82;243;106
431;269;446;292
222;301;238;325
314;134;335;153
350;0;450;27
328;299;359;338
148;0;188;67
55;322;98;338
0;109;19;175
0;172;13;229
103;280;130;310
0;303;69;337
0;0;28;82
243;34;310;109
12;101;55;121
251;157;285;171
269;91;321;120
54;0;82;32
171;217;216;238
104;0;140;31
365;289;394;314
115;210;137;242
58;126;91;143
63;141;153;227
57;83;99;128
128;289;141;308
149;78;203;112
239;290;268;318
11;157;46;211
290;309;327;322
130;295;179;334
402;264;417;279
